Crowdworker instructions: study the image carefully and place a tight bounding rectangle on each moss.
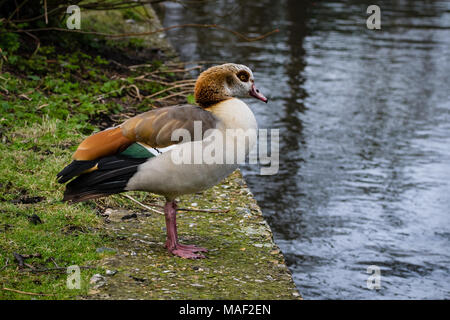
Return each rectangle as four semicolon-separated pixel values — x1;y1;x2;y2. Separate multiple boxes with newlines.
80;5;175;55
87;171;300;300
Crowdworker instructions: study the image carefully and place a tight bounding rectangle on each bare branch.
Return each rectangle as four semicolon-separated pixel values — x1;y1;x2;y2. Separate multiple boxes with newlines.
122;194;164;215
2;287;53;296
5;24;279;43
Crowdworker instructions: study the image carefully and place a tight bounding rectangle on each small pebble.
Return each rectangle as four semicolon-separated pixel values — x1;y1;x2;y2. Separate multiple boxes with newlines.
191;283;204;287
89;274;106;289
105;269;117;276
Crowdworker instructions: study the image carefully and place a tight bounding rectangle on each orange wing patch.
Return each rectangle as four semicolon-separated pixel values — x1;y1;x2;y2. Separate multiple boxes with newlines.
73;127;133;161
72;105;217;161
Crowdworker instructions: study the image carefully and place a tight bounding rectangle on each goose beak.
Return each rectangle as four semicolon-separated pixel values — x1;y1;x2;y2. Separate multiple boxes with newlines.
249;84;268;103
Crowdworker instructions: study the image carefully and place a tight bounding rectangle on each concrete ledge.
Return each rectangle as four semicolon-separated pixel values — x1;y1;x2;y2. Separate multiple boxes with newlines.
88;170;301;299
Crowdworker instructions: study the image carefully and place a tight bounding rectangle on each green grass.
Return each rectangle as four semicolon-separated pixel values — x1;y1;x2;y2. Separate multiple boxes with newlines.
0;32;176;300
0;116;110;299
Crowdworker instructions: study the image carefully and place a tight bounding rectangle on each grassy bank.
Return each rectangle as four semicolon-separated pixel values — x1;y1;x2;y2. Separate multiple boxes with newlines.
0;5;300;300
0;6;188;299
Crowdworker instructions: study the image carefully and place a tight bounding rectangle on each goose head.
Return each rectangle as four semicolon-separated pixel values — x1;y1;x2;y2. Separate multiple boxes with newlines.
194;63;268;108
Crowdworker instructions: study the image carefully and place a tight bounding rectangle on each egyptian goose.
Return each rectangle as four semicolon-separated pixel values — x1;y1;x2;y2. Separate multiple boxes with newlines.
57;63;268;259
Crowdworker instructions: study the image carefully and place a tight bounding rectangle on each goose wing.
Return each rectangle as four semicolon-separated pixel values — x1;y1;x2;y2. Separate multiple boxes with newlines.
57;105;218;183
72;104;218;161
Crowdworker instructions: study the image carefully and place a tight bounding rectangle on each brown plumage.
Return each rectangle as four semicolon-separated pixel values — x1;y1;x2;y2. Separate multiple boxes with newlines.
121;104;218;148
57;63;267;259
59;104;219;187
194;64;243;107
71;105;218;162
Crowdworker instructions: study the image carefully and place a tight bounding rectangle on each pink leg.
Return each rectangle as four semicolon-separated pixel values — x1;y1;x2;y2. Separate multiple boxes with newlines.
164;200;208;259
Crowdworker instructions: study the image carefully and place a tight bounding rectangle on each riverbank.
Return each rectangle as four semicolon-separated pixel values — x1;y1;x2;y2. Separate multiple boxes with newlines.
0;4;300;299
89;170;300;299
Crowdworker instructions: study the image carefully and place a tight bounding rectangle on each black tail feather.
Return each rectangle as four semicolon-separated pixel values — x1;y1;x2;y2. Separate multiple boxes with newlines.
57;160;97;183
61;156;148;203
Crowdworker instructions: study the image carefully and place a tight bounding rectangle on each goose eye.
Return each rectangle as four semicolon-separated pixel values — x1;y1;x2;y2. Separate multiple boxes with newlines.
237;71;249;82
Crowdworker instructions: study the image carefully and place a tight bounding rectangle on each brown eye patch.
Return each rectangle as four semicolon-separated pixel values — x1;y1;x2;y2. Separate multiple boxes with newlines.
236;70;250;82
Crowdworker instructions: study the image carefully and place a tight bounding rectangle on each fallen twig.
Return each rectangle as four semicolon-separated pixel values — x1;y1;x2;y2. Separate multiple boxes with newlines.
43;0;48;25
20;253;42;259
172;79;197;84
24;262;36;270
19;265;93;273
23;30;40;56
122;194;164;215
166;60;228;67
93;85;126;102
179;207;230;213
153;90;193;102
127;84;142;101
0;258;9;271
6;24;279;43
133;74;191;86
150;204;229;214
50;257;59;268
2;287;52;296
131;65;202;74
110;59;129;70
150;79;195;89
123;195;229;214
144;83;195;99
74;85;129;106
6;0;30;21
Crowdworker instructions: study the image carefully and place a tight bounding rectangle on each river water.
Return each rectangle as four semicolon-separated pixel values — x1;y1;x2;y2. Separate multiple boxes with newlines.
160;0;450;299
